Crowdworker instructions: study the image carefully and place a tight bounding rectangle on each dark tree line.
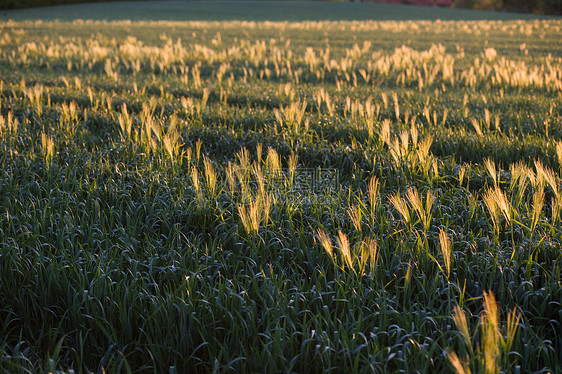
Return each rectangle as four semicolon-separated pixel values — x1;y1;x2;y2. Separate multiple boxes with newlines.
0;0;134;10
458;0;561;14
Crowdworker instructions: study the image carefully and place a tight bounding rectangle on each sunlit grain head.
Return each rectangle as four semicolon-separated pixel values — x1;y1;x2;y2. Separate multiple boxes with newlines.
481;291;500;374
316;228;333;259
389;192;411;225
439;228;452;278
337;230;353;270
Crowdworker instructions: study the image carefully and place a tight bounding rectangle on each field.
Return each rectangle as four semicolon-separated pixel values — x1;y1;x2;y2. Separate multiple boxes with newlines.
0;0;555;22
0;1;561;373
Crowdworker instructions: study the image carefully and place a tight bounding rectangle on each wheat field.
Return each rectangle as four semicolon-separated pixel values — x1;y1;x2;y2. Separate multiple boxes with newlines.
0;7;561;373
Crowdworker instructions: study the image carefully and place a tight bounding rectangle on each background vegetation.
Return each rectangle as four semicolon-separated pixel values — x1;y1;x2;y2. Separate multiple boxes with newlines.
0;6;561;374
0;0;552;21
0;0;117;10
461;0;562;14
1;0;561;14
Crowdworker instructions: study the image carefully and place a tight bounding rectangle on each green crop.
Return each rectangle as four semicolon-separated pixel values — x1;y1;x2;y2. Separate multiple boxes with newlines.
0;11;560;374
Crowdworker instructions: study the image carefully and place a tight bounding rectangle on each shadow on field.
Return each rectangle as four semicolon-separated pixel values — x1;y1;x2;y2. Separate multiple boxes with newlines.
0;0;552;22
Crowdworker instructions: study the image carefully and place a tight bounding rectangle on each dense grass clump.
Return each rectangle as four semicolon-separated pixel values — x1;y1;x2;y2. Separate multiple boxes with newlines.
0;17;561;373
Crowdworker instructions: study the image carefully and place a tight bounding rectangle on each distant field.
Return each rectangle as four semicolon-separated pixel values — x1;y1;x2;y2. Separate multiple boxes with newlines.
0;3;561;374
0;0;555;21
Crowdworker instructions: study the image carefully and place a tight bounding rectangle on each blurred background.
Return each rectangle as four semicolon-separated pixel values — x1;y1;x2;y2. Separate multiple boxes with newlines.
1;0;560;15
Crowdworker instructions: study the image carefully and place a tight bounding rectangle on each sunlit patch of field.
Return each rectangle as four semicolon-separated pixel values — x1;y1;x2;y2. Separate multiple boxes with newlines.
0;17;561;373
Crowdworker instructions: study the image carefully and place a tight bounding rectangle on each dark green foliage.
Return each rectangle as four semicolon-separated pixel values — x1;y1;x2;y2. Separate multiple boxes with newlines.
0;0;121;10
460;0;562;14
